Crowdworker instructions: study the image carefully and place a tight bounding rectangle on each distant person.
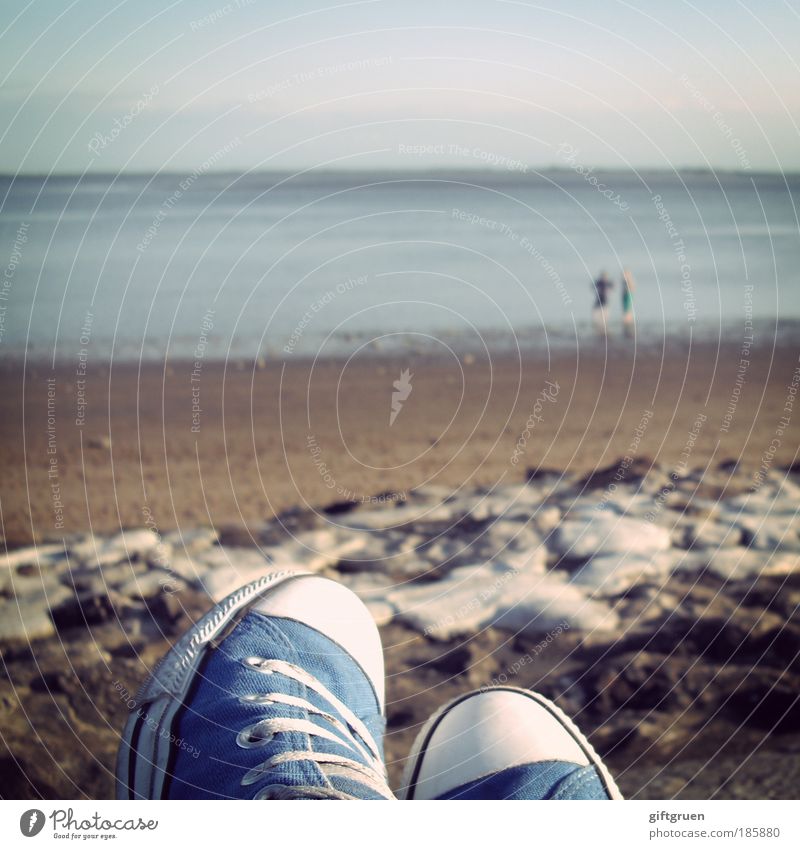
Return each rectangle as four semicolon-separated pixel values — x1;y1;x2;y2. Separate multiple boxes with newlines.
592;271;613;333
621;268;635;337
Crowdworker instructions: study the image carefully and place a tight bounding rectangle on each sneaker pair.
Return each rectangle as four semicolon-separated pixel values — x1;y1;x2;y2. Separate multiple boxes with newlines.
116;573;621;800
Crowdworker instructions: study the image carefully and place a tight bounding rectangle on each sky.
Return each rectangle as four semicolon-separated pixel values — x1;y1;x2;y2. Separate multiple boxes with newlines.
1;0;799;174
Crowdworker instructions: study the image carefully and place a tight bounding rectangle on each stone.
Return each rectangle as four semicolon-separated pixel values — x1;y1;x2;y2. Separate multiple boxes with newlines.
550;516;671;560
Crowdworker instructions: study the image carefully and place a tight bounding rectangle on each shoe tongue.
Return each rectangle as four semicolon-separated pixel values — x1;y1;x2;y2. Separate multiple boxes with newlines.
250;576;385;708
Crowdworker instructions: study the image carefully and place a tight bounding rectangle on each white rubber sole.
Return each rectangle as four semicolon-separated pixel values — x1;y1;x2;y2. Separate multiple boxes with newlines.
398;686;624;800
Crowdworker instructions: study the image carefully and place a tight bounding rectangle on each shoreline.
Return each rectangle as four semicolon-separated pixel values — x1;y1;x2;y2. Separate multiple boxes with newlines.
5;318;800;369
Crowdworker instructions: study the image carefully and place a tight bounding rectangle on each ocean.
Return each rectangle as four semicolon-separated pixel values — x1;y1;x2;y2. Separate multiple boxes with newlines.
1;169;798;363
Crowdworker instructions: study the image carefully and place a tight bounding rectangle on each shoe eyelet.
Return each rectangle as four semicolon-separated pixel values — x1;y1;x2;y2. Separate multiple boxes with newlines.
236;724;274;749
239;694;274;706
253;784;284;800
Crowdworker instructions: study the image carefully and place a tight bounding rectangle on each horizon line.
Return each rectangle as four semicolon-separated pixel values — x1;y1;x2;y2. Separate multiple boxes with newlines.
1;165;798;179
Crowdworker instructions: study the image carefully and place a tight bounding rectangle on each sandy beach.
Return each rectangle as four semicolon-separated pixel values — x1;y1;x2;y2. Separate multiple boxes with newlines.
2;333;798;546
2;332;800;800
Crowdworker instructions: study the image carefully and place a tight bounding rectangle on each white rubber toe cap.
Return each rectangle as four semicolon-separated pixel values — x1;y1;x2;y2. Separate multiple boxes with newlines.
253;574;385;710
401;687;621;799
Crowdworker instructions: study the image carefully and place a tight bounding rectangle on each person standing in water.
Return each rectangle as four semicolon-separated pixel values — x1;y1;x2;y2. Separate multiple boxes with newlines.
592;271;613;333
621;268;635;336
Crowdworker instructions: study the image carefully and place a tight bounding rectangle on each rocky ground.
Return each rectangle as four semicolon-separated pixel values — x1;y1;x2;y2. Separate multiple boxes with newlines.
1;459;799;799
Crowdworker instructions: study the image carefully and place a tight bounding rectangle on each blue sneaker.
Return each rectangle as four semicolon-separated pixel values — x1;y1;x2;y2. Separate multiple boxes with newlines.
116;571;394;799
399;687;622;800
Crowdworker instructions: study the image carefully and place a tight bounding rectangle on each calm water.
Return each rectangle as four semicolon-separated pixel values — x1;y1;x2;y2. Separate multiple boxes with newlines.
1;170;798;362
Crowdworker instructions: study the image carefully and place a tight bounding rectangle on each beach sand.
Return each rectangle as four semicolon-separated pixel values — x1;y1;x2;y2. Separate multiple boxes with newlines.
1;334;798;546
2;332;800;800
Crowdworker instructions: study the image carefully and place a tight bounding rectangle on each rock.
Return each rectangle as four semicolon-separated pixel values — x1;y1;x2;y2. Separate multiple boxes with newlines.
550;516;671;560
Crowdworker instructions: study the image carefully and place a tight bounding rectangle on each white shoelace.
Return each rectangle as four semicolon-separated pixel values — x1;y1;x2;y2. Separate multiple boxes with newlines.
236;656;394;800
